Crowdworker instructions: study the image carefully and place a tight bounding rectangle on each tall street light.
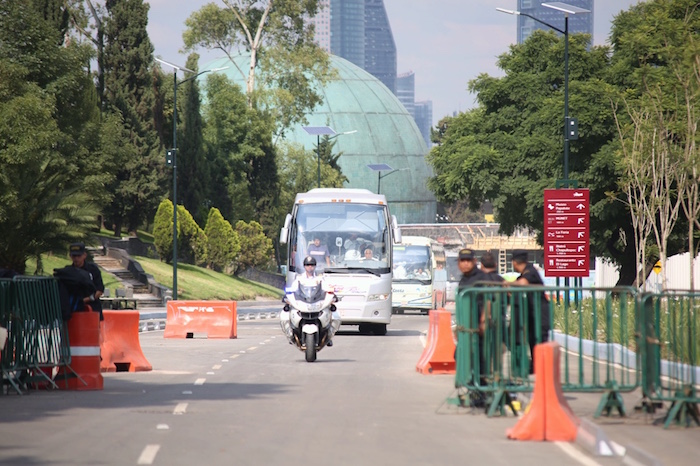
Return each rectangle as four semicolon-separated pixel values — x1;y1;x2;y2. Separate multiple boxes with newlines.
497;2;590;185
155;58;228;300
302;126;357;188
367;164;409;194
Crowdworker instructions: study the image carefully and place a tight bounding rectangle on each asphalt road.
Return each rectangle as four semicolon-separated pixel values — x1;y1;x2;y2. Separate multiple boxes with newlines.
0;314;647;465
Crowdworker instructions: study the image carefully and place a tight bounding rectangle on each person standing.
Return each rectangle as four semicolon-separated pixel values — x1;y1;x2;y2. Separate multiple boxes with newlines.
307;236;331;266
69;242;105;320
511;249;551;374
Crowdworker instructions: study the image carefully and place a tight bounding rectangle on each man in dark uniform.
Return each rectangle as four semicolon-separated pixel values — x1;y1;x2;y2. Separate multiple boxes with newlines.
69;243;105;320
511;249;551;374
456;248;487;406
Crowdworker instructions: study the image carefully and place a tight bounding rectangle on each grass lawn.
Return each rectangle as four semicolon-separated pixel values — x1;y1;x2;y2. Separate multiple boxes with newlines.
134;255;283;301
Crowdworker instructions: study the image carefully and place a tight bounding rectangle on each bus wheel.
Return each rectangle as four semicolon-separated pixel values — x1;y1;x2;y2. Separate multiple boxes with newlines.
372;324;387;336
358;324;371;335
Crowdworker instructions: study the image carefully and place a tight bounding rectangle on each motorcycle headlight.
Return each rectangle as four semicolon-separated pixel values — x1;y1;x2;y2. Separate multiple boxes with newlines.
368;293;389;301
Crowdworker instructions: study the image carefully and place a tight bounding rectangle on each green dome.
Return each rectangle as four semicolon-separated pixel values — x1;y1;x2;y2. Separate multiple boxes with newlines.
202;54;436;224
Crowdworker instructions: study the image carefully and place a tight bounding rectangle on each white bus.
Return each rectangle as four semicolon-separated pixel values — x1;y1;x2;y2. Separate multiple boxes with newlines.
279;188;402;335
391;236;447;314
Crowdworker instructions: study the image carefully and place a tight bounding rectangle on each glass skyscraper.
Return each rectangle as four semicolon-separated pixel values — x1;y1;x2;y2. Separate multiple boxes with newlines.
517;0;594;44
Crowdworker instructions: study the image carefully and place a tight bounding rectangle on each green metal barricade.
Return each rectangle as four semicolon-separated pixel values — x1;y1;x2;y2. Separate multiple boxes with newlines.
453;284;641;418
0;278;27;394
11;277;79;391
638;291;699;428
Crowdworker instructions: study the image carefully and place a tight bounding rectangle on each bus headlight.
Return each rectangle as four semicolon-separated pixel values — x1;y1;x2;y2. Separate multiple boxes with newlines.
368;293;389;301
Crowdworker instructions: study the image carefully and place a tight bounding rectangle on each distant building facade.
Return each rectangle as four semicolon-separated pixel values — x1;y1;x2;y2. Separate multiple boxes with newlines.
396;71;415;116
517;0;594;44
413;101;433;147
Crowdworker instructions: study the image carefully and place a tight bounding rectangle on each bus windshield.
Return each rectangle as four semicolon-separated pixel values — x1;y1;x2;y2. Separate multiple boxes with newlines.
290;203;390;273
393;245;431;283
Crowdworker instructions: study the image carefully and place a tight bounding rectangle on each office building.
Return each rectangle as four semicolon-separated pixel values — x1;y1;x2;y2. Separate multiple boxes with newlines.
396;71;415;116
517;0;594;44
363;0;397;94
414;101;433;147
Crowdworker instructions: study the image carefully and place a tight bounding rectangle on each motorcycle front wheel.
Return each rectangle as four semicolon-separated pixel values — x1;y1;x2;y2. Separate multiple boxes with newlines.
305;332;317;362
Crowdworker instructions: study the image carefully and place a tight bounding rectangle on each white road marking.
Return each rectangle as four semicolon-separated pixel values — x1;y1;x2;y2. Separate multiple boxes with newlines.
156;424;169;430
182;390;192;395
137;444;161;465
206;371;215;375
173;403;188;415
230;354;240;359
212;364;222;370
555;441;603;466
264;339;271;343
194;378;206;385
222;359;229;362
247;346;258;351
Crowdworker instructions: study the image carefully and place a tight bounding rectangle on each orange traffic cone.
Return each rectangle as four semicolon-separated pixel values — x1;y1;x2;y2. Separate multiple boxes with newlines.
506;341;579;441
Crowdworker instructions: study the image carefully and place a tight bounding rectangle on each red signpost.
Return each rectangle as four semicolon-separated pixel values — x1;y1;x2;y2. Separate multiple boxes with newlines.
543;188;590;277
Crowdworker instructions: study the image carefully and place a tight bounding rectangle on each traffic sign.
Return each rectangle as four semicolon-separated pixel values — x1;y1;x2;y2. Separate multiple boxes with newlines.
544;188;590;277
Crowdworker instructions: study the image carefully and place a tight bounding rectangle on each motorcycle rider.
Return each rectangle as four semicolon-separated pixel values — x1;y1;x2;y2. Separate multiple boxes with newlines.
282;255;338;346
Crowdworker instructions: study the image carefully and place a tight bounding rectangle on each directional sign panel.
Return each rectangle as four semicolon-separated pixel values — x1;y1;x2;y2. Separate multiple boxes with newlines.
544;188;590;277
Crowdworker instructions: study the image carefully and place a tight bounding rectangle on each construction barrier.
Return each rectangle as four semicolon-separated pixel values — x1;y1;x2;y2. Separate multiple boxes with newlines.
507;341;580;441
101;310;152;372
56;307;102;390
164;300;237;339
416;309;455;374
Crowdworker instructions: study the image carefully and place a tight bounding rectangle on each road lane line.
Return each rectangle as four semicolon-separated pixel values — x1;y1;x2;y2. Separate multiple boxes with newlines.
555;441;602;466
247;346;258;351
230;354;240;359
173;403;188;415
194;378;206;385
137;444;161;465
212;364;222;370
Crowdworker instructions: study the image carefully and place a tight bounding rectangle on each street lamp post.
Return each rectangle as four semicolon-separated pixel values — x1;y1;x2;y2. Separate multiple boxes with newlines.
497;2;590;185
155;58;228;300
302;126;357;188
367;164;409;194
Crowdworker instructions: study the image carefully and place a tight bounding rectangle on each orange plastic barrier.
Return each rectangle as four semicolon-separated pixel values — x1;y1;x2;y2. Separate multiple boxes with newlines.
164;300;237;339
416;309;455;374
56;308;103;390
506;341;579;441
100;310;152;372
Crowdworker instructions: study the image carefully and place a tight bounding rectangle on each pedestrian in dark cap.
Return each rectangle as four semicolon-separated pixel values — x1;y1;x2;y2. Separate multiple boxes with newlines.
511;249;550;374
68;242;104;319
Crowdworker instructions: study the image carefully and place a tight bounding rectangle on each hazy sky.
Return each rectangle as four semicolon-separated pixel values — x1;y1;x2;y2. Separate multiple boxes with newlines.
146;0;642;125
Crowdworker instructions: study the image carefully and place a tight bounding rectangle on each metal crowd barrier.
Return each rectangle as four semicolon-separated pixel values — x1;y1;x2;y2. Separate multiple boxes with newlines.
639;291;699;428
454;284;699;428
1;277;79;395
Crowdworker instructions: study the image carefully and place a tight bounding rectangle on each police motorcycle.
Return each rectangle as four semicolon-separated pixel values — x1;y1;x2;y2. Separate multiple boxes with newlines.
280;257;341;362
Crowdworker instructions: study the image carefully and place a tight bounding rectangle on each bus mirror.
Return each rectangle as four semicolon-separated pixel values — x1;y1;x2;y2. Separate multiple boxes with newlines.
280;214;292;244
335;237;343;248
279;227;288;244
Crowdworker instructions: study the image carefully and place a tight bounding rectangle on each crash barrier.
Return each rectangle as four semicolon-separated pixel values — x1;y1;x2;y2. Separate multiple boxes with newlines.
416;309;455;374
164;300;237;339
453;284;640;418
56;306;103;390
507;341;580;441
100;310;151;373
0;277;84;394
453;284;700;429
638;291;699;428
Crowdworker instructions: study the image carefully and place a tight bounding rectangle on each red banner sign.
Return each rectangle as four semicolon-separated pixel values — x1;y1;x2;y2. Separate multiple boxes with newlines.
544;189;590;277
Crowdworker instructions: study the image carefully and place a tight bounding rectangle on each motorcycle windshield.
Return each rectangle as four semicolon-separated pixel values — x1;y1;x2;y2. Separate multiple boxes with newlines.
295;283;326;303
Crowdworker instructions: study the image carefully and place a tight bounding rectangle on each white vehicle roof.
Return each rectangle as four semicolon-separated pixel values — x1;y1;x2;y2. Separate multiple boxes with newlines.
294;188;387;206
395;236;433;247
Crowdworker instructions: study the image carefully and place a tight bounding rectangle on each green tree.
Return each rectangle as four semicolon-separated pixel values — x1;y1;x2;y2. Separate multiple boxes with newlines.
101;0;165;236
0;1;100;273
177;54;209;225
153;199;174;262
204;208;240;272
177;205;208;267
182;0;334;136
234;220;273;273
